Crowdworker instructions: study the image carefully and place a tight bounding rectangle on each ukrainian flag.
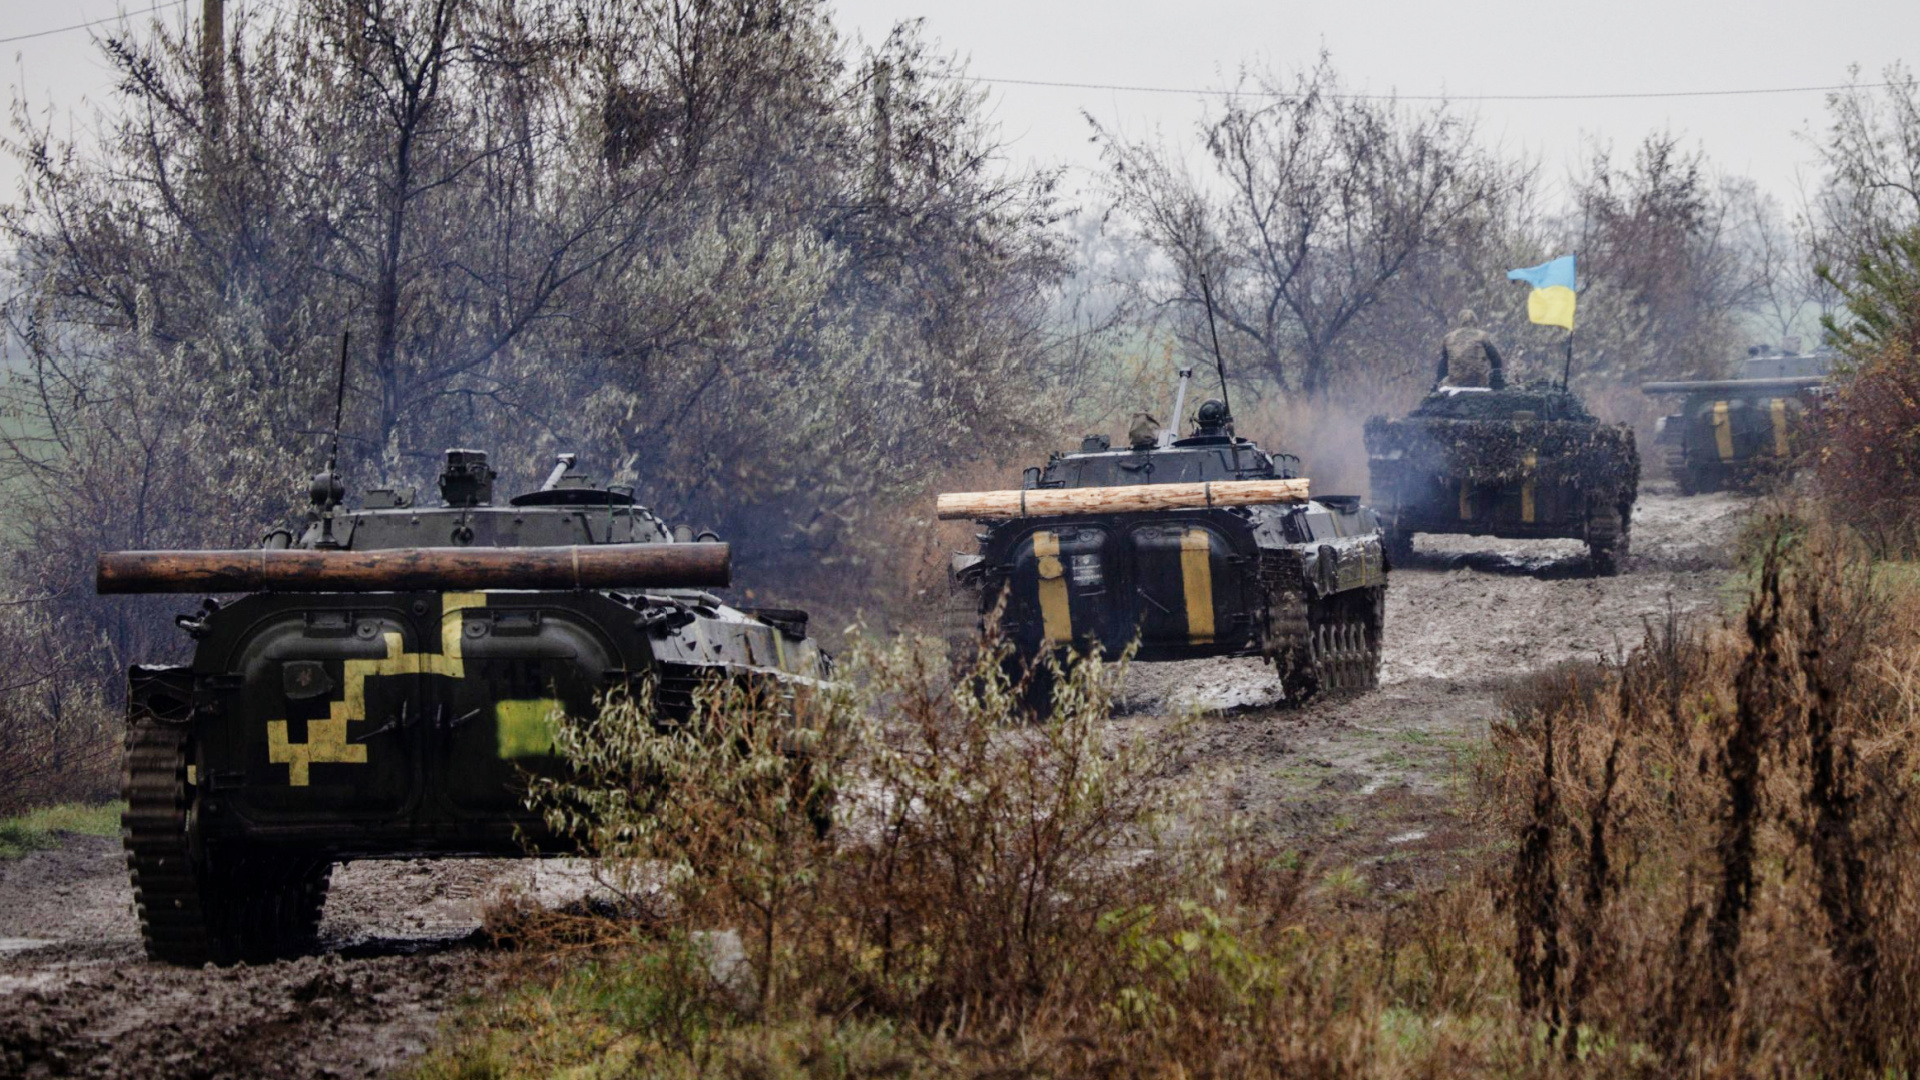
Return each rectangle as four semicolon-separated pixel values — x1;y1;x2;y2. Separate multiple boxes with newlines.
1507;255;1577;331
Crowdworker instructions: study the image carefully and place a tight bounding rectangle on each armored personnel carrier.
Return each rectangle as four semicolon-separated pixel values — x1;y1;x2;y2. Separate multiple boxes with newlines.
942;370;1389;709
99;449;826;966
1643;346;1831;494
1364;382;1639;575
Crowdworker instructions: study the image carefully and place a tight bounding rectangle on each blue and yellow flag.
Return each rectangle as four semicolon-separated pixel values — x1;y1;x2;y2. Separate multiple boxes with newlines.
1507;255;1577;331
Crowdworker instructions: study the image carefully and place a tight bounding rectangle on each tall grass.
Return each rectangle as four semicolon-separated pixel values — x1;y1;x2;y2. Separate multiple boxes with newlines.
1488;514;1920;1074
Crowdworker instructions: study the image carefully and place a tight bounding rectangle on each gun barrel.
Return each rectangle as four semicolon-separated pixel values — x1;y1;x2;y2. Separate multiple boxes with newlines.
96;543;730;595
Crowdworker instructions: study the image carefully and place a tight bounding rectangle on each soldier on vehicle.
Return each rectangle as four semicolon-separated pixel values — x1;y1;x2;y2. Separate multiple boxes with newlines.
1191;399;1232;439
1436;308;1507;390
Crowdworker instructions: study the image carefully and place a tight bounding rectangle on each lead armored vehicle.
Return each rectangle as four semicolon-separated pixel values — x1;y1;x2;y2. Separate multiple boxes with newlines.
102;449;826;966
1364;383;1639;574
1643;346;1831;494
944;370;1389;708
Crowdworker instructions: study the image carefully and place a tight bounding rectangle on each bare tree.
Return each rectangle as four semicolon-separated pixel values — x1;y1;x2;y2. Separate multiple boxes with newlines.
1564;134;1749;389
1726;179;1834;347
1094;54;1512;399
1810;64;1920;274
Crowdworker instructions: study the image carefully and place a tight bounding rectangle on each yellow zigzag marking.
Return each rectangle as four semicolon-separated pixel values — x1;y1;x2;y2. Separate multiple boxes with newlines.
269;593;486;786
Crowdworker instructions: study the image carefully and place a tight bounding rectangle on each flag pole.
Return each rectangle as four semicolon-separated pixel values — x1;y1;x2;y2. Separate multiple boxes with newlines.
1561;329;1574;389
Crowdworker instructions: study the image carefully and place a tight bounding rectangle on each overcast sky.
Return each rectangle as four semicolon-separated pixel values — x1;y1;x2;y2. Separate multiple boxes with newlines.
831;0;1919;208
2;0;1913;211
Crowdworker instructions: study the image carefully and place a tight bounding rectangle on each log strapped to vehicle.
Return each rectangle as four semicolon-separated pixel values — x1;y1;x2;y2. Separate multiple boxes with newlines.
935;478;1310;521
96;543;730;595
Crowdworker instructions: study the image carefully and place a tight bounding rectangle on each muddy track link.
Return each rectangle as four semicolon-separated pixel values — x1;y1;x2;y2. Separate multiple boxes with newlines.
123;713;332;966
123;715;213;965
1587;501;1631;577
1259;552;1383;704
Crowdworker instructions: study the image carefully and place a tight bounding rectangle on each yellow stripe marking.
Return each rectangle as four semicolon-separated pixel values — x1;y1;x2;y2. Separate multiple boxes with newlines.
1770;398;1789;456
1712;400;1734;462
1179;529;1215;644
269;592;487;786
1521;452;1538;524
1031;531;1073;644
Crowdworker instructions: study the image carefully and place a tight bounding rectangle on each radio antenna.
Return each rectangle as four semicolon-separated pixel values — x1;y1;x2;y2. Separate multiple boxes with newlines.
327;329;350;481
1197;271;1234;425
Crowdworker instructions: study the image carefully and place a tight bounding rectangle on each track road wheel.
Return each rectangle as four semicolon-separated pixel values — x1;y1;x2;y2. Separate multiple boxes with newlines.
1666;448;1695;495
1278;589;1384;704
1360;586;1385;690
123;713;333;966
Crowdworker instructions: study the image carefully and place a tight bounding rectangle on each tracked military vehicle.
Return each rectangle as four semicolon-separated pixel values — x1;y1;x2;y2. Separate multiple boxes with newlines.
1364;382;1639;575
942;369;1390;709
1643;346;1831;494
101;449;826;966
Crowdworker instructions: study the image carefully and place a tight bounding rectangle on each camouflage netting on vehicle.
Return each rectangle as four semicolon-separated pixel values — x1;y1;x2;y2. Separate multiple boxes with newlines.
1363;415;1639;503
1406;383;1597;423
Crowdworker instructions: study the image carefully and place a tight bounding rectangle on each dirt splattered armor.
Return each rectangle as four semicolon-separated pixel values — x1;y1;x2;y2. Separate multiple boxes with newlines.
1365;382;1639;575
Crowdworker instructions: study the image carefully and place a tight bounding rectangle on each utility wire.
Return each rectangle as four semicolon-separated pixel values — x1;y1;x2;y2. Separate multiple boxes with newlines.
937;72;1897;103
0;1;187;47
0;4;1895;105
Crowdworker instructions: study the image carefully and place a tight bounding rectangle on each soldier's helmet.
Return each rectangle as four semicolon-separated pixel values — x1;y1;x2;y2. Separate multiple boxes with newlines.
1194;399;1231;436
1457;307;1478;328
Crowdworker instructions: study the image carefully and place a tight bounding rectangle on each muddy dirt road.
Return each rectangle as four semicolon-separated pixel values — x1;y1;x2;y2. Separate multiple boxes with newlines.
0;486;1749;1078
1122;485;1751;876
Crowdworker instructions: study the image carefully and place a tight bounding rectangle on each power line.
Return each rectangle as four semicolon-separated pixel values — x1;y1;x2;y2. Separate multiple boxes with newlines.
937;72;1898;103
0;2;188;47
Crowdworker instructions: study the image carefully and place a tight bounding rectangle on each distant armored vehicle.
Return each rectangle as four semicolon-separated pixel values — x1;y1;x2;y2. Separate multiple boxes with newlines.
101;450;825;966
941;369;1390;709
1643;347;1832;494
1364;383;1640;575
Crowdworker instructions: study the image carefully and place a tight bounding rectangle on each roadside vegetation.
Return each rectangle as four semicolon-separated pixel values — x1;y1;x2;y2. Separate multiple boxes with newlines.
0;801;121;860
406;511;1920;1077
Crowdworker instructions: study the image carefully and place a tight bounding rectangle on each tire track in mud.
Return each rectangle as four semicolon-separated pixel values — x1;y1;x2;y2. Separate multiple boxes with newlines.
0;839;605;1078
0;487;1750;1075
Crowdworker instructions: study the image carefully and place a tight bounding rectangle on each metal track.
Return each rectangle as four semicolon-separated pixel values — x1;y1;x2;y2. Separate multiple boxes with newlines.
1587;501;1630;577
122;713;214;965
1259;553;1383;704
124;712;333;966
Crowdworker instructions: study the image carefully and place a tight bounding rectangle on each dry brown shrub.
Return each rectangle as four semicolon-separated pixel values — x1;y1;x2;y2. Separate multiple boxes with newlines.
1811;339;1920;555
1483;516;1920;1075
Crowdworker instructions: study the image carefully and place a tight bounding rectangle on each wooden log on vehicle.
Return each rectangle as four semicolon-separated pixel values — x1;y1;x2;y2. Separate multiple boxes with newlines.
935;478;1311;521
1640;377;1826;394
96;543;730;595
